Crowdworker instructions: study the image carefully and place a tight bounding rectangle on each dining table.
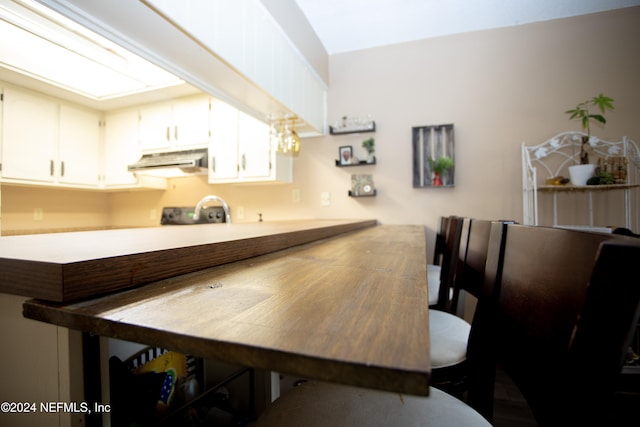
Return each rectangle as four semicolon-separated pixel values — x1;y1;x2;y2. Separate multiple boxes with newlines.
22;223;432;400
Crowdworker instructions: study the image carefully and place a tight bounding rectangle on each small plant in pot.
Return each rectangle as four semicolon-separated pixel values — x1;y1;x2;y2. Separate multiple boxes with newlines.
565;93;614;185
428;156;454;186
362;137;375;163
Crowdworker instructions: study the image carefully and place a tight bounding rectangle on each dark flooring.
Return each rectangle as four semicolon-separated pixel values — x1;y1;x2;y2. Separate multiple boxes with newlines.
492;367;536;427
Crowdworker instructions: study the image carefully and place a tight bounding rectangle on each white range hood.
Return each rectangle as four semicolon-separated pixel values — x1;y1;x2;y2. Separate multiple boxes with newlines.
127;148;209;177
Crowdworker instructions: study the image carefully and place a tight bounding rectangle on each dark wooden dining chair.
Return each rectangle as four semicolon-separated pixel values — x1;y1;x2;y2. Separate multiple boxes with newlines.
430;217;494;395
466;224;640;426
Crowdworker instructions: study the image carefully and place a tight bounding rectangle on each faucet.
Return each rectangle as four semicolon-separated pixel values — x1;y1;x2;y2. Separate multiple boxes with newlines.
193;195;231;223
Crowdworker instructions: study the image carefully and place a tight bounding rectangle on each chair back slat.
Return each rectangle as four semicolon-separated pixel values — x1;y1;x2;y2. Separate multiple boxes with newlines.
468;224;639;425
450;218;494;313
568;240;640;407
432;216;450;266
434;216;464;310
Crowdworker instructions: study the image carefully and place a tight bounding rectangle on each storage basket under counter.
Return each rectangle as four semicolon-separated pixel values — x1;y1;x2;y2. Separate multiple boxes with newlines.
109;346;255;426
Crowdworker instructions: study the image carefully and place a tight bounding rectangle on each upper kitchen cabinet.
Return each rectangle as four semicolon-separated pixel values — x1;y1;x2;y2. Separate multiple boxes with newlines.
1;87;57;183
1;87;100;188
209;99;292;184
138;95;211;152
58;104;101;186
68;0;327;135
102;109;141;188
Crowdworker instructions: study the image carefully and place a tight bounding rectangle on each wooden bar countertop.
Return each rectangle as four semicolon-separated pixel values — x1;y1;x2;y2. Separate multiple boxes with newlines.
23;224;431;396
0;219;376;302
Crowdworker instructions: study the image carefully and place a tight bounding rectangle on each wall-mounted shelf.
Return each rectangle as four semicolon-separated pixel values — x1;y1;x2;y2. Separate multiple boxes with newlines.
349;190;377;197
335;157;376;167
330;121;376;135
348;174;376;197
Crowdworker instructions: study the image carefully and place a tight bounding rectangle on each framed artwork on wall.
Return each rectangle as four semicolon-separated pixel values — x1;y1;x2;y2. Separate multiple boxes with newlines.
412;124;455;188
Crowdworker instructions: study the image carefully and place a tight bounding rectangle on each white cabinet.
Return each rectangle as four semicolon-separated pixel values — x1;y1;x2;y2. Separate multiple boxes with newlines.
1;87;100;187
237;111;272;180
139;95;211;152
142;0;326;134
209;99;239;181
1;87;58;183
103;109;141;187
59;105;101;186
209;99;291;184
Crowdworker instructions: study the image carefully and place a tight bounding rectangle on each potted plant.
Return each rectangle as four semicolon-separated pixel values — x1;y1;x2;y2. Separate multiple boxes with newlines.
362;137;375;163
428;156;454;186
564;93;614;185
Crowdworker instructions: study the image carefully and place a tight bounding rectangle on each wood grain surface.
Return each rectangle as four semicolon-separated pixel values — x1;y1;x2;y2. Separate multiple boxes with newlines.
23;225;431;395
0;219;376;301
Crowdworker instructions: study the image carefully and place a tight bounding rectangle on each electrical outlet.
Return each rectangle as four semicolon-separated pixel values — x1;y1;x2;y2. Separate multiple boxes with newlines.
237;206;245;220
33;208;43;221
292;189;301;203
149;209;157;221
321;192;331;206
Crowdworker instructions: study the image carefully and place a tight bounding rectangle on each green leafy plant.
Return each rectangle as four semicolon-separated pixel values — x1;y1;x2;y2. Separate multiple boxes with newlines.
587;170;614;185
362;137;375;154
565;93;614;164
429;156;454;174
565;93;614;137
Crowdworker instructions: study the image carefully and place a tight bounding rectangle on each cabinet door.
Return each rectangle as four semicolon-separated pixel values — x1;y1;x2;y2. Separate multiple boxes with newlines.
138;103;172;152
103;110;140;187
58;105;100;186
209;99;239;181
238;111;271;179
173;96;211;148
1;87;57;182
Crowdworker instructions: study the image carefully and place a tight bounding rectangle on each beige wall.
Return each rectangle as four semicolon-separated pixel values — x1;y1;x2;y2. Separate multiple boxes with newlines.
2;8;639;241
1;186;111;235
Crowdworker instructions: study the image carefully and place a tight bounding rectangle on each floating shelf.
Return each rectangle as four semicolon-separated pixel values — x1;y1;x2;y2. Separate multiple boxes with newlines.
335;157;376;167
349;190;377;197
330;121;376;135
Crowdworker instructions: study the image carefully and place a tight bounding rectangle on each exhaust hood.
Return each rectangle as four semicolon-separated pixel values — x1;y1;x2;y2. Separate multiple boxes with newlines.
128;148;209;176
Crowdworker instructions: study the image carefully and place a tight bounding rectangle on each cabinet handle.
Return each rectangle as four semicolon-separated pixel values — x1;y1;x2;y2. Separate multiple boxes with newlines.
241;154;246;171
174;126;178;141
211;156;216;173
60;161;65;177
50;160;54;176
166;126;170;141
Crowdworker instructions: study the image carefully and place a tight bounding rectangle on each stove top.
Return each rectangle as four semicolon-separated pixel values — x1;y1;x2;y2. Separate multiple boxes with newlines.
161;206;226;225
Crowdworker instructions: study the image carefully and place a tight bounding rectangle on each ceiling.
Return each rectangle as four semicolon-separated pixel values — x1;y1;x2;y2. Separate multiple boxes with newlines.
295;0;640;54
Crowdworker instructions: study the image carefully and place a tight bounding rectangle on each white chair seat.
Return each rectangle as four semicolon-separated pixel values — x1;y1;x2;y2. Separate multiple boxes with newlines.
429;310;471;368
428;270;454;307
427;269;441;305
427;263;441;273
256;381;491;427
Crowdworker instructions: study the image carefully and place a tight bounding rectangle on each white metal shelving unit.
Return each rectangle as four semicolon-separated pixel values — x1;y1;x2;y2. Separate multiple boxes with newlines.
522;131;640;230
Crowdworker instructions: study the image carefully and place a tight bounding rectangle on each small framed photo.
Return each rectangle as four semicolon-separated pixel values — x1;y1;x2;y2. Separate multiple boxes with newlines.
339;146;353;165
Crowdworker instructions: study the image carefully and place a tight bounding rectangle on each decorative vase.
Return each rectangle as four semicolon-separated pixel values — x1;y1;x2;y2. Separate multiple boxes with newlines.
367;153;375;163
433;172;443;186
568;164;595;186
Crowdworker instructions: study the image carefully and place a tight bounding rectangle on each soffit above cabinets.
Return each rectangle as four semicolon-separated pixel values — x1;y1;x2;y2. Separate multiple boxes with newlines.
0;0;201;110
26;0;324;135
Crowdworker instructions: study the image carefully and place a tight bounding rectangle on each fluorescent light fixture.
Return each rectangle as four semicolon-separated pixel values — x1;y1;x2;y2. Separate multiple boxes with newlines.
0;0;184;100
